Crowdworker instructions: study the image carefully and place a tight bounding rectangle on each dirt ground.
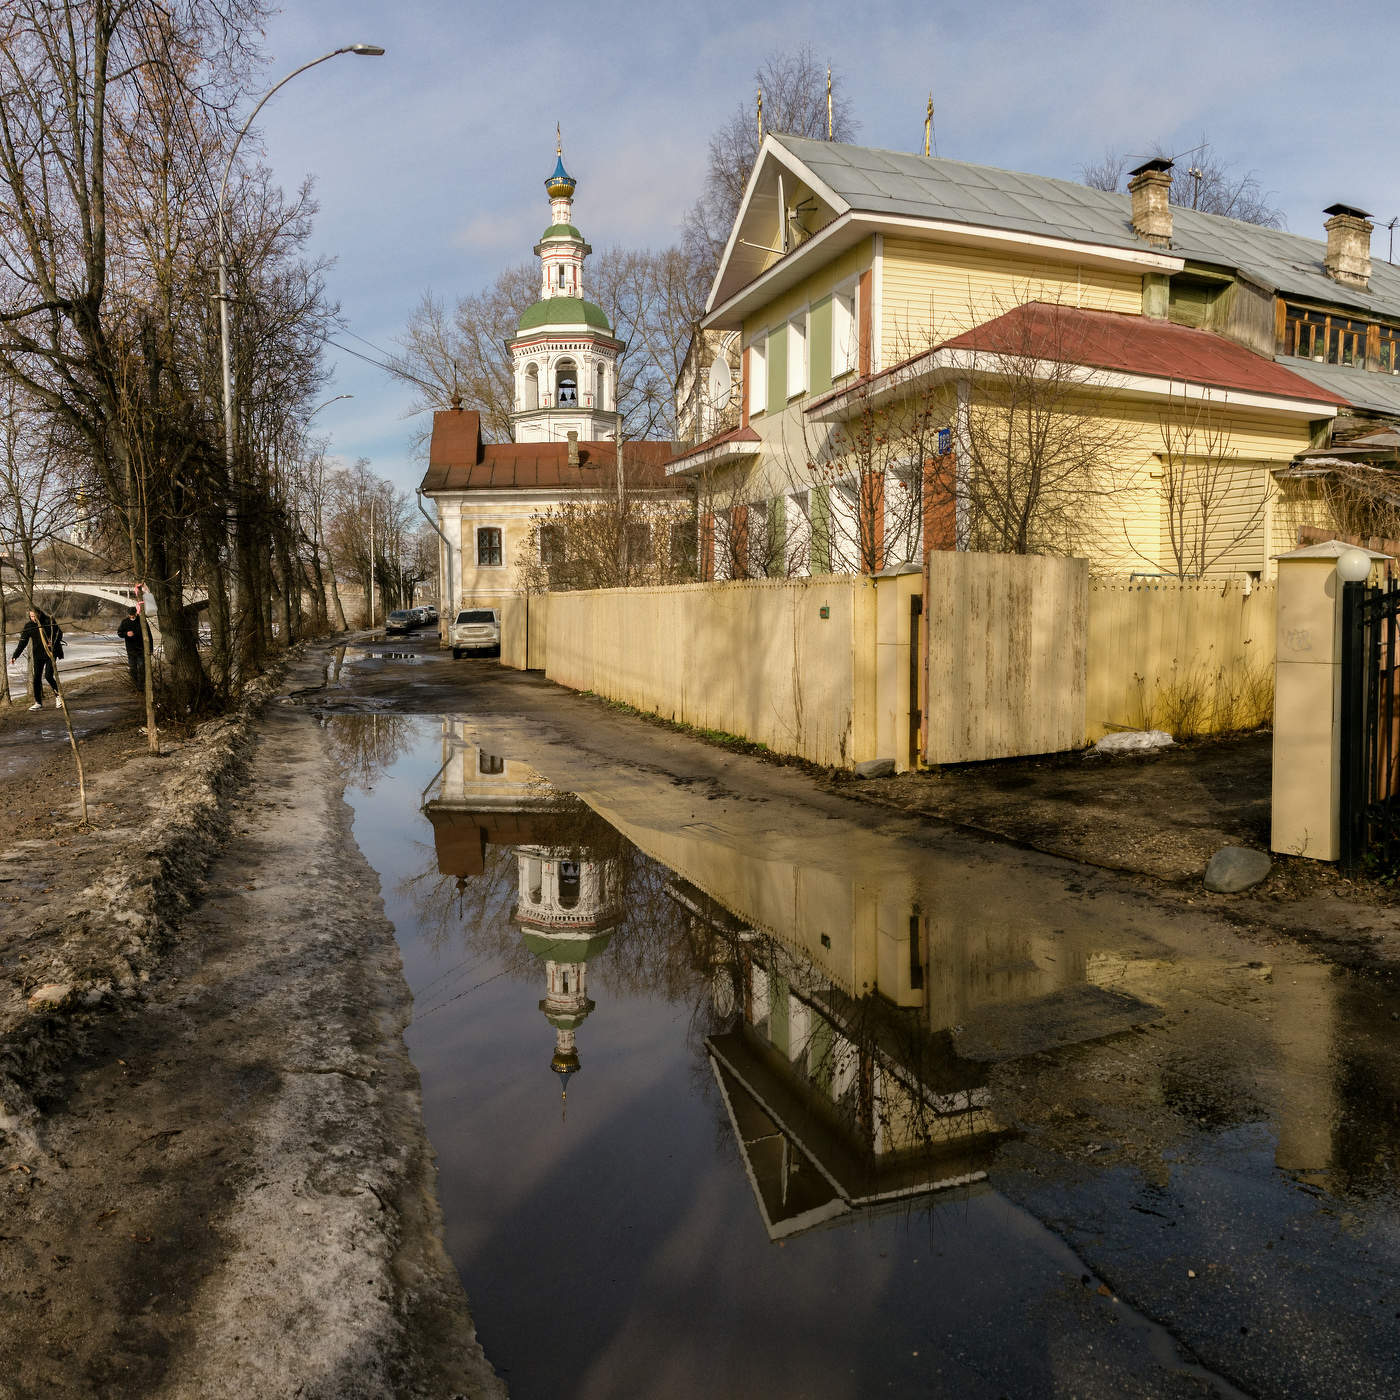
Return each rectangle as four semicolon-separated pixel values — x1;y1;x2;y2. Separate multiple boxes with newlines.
0;651;503;1399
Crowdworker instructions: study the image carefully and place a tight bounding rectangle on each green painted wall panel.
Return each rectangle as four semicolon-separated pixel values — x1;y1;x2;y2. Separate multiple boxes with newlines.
809;295;833;395
811;487;830;573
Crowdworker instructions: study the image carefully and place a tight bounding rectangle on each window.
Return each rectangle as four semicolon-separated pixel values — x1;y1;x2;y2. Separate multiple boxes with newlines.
1283;303;1400;370
478;752;504;775
523;363;540;411
539;524;566;565
832;287;856;375
670;519;697;576
748;336;767;416
787;314;807;398
557;264;565;288
595;362;606;409
625;521;650;567
555;359;578;406
476;527;503;567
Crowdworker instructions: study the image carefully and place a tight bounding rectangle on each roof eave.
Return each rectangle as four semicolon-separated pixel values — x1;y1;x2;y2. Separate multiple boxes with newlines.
703;212;1184;334
806;347;1342;423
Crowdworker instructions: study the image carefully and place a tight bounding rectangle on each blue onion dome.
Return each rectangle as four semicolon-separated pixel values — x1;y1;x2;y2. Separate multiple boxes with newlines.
545;153;576;199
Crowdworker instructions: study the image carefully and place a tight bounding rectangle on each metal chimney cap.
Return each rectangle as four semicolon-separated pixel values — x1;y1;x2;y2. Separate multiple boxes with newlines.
1324;202;1372;220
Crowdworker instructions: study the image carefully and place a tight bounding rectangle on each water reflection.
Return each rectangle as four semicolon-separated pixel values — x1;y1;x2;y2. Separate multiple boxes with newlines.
417;721;1161;1236
321;710;416;791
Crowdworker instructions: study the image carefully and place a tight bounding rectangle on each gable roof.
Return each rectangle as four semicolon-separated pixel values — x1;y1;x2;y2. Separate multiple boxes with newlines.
709;134;1400;325
419;408;679;493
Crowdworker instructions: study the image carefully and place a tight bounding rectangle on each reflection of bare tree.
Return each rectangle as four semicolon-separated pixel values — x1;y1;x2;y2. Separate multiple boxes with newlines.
322;712;417;792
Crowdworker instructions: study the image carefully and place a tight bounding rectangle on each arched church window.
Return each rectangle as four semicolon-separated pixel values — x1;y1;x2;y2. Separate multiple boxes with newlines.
558;859;581;908
524;363;540;412
557;264;565;289
595;363;606;410
556;360;578;407
527;857;542;904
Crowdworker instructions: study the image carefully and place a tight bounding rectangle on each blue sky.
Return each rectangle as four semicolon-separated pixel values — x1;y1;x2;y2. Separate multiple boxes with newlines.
253;0;1400;496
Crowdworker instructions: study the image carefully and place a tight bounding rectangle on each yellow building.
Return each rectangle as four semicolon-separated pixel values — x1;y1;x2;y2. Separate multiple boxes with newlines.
420;147;681;626
669;136;1400;580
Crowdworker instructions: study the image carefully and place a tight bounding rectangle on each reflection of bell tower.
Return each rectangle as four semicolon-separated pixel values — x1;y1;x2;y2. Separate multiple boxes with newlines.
515;845;623;1105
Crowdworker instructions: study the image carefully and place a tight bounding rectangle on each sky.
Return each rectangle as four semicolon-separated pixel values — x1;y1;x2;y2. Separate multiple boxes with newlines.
251;0;1400;497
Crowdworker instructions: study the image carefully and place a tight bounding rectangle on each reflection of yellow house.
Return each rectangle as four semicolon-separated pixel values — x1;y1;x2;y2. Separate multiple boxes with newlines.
667;137;1400;580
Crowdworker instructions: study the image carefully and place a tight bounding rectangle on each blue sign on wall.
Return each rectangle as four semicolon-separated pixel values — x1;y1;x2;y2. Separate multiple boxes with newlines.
937;426;952;455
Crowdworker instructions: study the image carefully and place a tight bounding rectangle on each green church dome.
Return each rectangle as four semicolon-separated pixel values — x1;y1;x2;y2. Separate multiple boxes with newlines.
539;222;585;242
517;297;612;333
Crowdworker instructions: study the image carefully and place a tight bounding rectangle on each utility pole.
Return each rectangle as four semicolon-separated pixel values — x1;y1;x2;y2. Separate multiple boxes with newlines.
616;410;626;583
369;495;376;628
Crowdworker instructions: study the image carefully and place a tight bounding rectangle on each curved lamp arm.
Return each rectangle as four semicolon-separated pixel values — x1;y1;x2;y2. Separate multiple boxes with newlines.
216;44;384;243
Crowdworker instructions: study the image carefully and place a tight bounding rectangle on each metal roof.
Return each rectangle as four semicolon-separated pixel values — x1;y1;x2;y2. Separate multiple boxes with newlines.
773;135;1400;321
1276;356;1400;417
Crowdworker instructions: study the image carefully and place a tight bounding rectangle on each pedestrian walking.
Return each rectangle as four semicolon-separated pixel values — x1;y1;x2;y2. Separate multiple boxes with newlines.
117;606;150;690
8;608;64;711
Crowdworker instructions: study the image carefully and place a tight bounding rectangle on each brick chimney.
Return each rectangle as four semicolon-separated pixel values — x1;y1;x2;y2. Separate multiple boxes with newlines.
1128;157;1174;248
566;429;579;467
1324;204;1373;290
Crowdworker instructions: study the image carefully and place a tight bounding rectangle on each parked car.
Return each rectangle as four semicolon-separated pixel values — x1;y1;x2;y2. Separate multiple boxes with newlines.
385;609;415;634
450;607;500;658
424;605;438;624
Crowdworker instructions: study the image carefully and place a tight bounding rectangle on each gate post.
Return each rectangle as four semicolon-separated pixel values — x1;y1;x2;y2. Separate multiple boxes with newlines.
1272;541;1388;861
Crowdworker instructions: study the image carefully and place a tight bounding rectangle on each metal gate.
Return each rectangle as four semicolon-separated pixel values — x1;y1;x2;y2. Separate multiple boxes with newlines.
1339;577;1400;866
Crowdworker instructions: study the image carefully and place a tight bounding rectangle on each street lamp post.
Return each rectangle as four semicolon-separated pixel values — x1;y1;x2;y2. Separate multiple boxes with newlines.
215;44;383;476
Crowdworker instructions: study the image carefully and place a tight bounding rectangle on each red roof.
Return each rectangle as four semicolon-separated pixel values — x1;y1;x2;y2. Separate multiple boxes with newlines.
420;408;681;492
668;423;760;465
943;303;1350;406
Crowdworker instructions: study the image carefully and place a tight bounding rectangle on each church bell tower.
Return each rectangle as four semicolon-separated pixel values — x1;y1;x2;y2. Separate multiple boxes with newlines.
507;134;624;444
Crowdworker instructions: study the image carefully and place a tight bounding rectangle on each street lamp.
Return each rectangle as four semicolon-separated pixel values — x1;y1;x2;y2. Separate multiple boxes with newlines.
308;393;354;419
216;45;384;476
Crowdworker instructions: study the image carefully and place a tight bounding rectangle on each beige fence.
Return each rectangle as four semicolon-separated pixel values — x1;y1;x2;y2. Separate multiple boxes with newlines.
542;577;877;768
924;553;1088;763
500;564;1275;771
1086;581;1275;740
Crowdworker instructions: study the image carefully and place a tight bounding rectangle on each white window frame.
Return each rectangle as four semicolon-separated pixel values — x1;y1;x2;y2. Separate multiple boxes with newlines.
832;283;857;377
748;335;767;416
787;312;808;399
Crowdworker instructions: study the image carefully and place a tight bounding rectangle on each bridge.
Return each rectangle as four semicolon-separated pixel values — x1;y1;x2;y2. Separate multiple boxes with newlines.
2;576;209;631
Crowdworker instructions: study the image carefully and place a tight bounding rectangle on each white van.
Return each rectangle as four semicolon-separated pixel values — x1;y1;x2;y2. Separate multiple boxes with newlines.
450;608;501;658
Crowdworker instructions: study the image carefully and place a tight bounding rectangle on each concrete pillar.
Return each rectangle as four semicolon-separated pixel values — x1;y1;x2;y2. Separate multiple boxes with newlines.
1271;540;1389;860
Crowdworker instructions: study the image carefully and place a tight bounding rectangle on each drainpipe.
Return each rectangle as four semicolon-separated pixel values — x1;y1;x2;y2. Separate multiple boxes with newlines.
417;488;452;636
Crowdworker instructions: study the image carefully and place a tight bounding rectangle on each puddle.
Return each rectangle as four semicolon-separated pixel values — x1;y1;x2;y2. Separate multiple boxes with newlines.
340;715;1400;1400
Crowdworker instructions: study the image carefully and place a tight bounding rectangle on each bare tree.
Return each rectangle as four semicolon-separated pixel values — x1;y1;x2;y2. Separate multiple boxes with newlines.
956;301;1135;555
1148;392;1272;577
392;246;705;447
1080;138;1285;228
515;445;695;592
683;47;859;293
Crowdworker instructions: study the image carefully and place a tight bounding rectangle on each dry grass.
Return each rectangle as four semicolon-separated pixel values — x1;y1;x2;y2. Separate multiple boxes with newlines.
1130;659;1274;740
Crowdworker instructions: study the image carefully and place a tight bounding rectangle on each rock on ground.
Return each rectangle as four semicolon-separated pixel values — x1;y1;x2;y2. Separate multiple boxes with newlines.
1204;845;1273;893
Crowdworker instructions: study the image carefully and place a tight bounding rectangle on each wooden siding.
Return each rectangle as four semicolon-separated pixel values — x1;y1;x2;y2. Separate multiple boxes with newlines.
881;238;1143;365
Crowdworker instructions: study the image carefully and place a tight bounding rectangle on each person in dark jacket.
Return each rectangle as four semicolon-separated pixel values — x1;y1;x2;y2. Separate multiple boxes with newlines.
116;606;150;690
8;608;63;711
